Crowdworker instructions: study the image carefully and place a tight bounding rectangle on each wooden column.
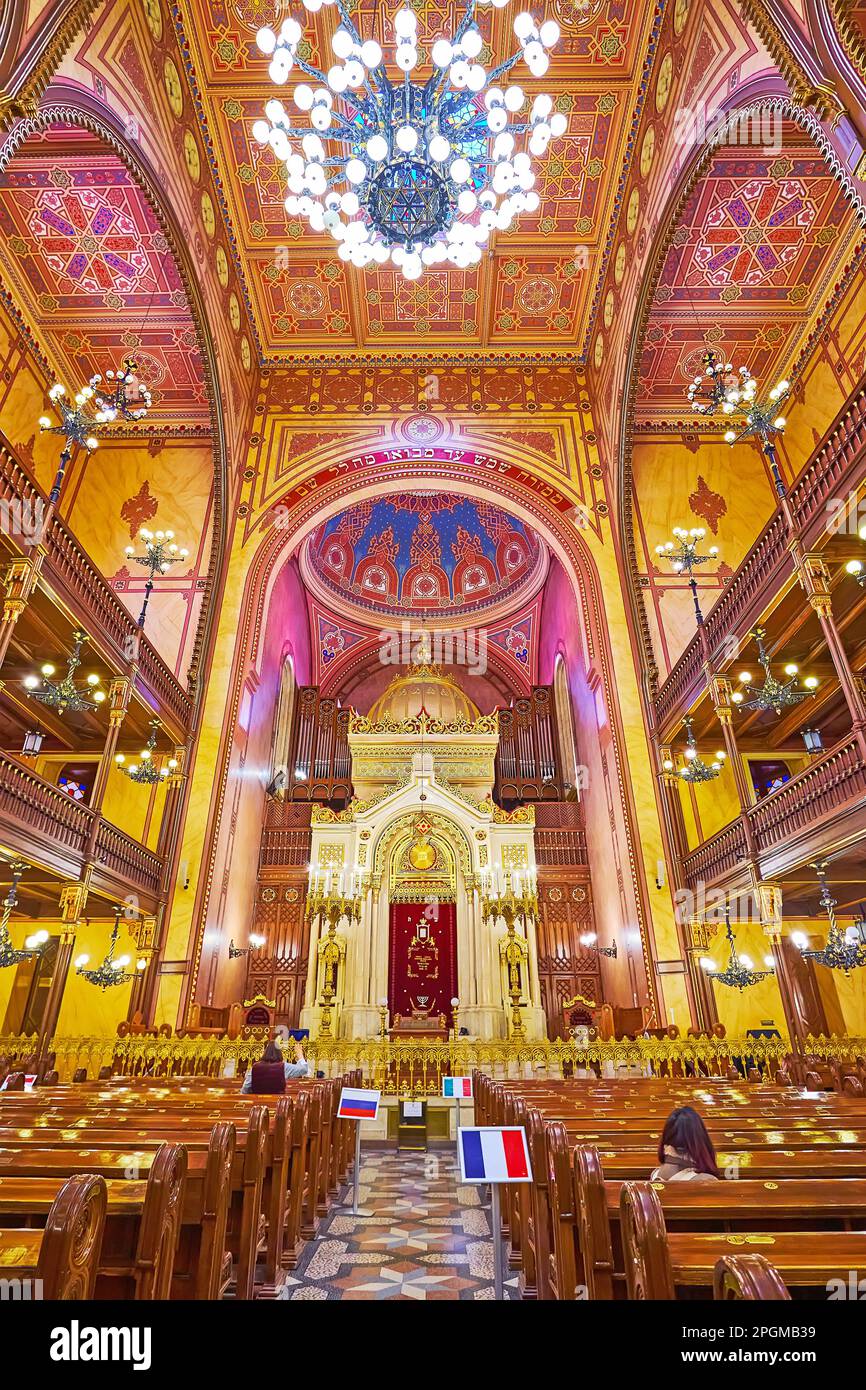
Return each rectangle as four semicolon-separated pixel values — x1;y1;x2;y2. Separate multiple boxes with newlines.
799;553;866;753
0;558;37;671
127;912;158;1022
656;739;701;1029
89;677;132;812
684;918;720;1033
37;878;89;1058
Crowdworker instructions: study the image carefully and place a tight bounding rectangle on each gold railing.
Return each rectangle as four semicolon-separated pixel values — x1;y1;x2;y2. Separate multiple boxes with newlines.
0;1031;815;1088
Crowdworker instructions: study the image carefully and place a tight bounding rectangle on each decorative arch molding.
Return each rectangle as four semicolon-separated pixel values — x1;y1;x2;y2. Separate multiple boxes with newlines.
0;0;100;130
0;98;229;704
818;0;866;140
617;91;866;707
184;442;660;1025
738;0;843;114
318;632;531;705
372;811;472;886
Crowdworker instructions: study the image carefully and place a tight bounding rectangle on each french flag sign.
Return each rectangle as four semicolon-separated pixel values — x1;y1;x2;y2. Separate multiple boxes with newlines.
337;1086;381;1121
442;1076;473;1099
458;1126;533;1185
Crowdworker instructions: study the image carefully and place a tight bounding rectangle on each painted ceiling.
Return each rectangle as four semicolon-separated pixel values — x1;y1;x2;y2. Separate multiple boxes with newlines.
171;0;660;360
304;492;545;619
0;126;209;426
634;118;865;428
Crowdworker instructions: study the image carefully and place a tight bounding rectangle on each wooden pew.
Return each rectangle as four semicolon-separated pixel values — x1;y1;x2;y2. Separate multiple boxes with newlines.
714;1254;790;1300
570;1144;866;1300
0;1140;189;1299
620;1180;866;1298
0;1173;106;1299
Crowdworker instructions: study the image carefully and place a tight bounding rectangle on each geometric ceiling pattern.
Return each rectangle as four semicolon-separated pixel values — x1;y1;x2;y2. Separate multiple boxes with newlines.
305;492;544;620
0;126;208;425
173;0;659;358
635;119;864;426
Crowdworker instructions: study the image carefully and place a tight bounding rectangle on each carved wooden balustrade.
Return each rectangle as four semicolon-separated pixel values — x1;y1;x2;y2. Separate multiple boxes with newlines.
681;735;866;892
0;752;162;908
0;432;192;735
654;379;866;738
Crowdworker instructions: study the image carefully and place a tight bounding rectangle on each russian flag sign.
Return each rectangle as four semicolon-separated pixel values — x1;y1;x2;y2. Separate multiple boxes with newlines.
442;1076;473;1099
458;1126;533;1184
337;1086;381;1121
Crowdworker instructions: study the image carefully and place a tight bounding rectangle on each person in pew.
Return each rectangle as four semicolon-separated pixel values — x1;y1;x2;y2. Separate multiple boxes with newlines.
241;1039;311;1094
651;1106;720;1182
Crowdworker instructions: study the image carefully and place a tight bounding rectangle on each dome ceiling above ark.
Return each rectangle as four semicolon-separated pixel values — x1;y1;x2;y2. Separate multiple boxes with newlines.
302;492;546;621
169;0;660;359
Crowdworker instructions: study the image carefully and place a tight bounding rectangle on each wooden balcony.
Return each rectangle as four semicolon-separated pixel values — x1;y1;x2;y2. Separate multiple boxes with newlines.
0;752;162;909
681;734;866;893
0;433;192;737
654;378;866;738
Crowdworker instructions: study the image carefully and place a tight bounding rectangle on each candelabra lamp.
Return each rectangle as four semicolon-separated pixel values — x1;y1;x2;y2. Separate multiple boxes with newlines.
75;907;146;989
481;868;537;1040
124;528;190;630
701;911;774;991
228;932;266;959
655;527;719;626
793;863;866;974
115;719;179;784
0;862;48;969
687;349;790;500
305;870;363;1037
38;359;152;504
731;627;818;715
662;717;726;784
450;995;460;1038
23;630;106;713
378;996;389;1041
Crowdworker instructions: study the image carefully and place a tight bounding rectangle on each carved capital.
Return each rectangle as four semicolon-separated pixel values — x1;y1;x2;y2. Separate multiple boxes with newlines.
59;879;89;925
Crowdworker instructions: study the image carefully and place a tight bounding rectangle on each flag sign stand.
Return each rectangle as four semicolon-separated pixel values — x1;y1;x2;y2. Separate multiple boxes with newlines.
442;1075;473;1147
457;1125;532;1301
336;1086;381;1216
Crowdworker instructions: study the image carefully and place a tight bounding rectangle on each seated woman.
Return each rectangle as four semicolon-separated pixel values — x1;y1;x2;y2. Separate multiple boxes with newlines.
651;1105;720;1182
241;1038;311;1094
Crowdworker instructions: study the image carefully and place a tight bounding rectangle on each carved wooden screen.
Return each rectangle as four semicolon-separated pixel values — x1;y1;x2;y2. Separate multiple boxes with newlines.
247;880;311;1030
533;801;597;1038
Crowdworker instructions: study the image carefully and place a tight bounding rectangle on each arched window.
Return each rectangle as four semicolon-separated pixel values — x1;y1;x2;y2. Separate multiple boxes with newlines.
554;654;579;797
270;651;296;795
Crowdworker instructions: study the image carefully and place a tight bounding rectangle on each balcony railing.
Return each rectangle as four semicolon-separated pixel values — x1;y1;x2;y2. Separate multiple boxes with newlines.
0;752;163;907
653;378;866;736
0;432;192;734
681;734;866;890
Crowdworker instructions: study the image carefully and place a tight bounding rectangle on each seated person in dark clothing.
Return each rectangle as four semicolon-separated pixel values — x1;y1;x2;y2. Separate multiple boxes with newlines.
241;1038;311;1094
651;1105;721;1182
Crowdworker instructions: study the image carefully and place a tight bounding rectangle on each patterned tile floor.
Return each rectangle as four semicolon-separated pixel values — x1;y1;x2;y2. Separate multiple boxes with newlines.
281;1147;520;1300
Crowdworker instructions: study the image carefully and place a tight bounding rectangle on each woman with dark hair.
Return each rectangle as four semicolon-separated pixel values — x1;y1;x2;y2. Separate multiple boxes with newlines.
651;1105;720;1181
241;1038;311;1094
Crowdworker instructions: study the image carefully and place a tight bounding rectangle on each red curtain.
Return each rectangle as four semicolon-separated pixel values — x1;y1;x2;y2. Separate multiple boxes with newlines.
388;902;457;1023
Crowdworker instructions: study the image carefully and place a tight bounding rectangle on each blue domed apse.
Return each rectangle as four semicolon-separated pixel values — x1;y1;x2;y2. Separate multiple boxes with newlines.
307;493;543;619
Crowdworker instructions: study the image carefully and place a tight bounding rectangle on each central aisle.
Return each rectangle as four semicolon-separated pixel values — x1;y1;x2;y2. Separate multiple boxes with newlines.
284;1148;518;1299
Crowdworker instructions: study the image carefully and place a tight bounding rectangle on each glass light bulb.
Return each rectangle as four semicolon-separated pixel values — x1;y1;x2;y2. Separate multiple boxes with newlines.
432;39;453;67
396;125;418;153
256;27;277;54
428;134;450;162
361;39;382;67
367;134;388;162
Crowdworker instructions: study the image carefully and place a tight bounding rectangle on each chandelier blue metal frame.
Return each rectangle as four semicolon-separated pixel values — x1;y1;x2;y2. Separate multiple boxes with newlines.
254;0;565;278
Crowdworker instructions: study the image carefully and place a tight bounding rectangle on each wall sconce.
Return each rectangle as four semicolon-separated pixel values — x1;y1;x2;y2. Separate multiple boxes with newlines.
229;932;266;959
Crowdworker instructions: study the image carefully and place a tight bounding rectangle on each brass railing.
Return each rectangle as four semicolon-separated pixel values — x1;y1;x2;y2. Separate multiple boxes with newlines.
0;1031;817;1088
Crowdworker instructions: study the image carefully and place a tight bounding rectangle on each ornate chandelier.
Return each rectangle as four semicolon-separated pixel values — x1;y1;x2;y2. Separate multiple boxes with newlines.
793;862;866;974
23;630;107;714
686;349;790;499
253;0;565;279
38;358;152;504
731;626;818;715
123;527;189;630
662;717;725;784
0;862;48;971
701;913;774;992
655;526;719;625
75;908;145;990
115;719;179;785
